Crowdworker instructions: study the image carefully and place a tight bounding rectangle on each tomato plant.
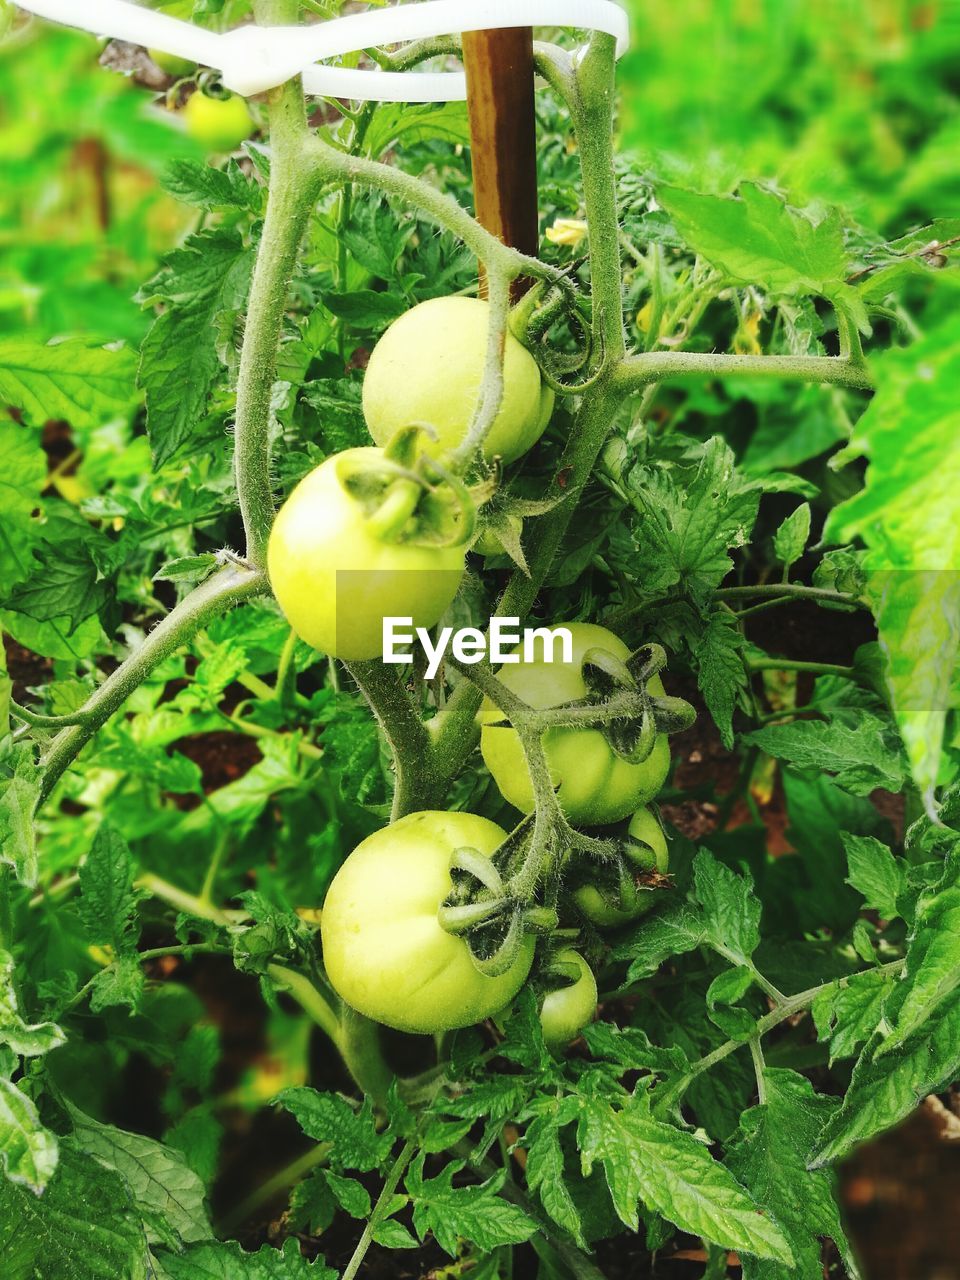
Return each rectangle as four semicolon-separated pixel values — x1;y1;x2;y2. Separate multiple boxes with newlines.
2;3;959;1277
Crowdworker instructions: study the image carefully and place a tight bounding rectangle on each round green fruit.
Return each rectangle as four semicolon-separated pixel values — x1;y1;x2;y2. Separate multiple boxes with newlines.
479;622;671;825
321;811;535;1034
362;297;553;465
267;447;464;661
540;949;597;1048
183;91;253;152
573;805;669;928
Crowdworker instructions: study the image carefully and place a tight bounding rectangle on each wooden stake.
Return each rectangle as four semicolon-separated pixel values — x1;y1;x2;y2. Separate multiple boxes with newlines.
462;27;539;299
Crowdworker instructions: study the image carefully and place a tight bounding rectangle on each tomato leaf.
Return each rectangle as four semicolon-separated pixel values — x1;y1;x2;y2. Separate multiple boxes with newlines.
657;182;849;300
159;1239;335;1278
726;1069;862;1280
578;1092;793;1263
0;339;137;430
139;229;254;466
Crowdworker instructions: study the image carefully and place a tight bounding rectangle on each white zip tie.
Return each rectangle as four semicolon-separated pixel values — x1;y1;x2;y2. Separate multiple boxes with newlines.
15;0;629;101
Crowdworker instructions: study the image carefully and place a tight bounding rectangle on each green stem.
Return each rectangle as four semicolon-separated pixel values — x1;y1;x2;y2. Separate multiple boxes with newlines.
135;873;344;1048
306;139;558;288
234;64;320;567
345;662;433;820
716;583;864;608
273;626;298;701
136;871;244;925
38;564;266;807
750;1036;767;1104
221;1143;330;1234
657;958;905;1112
450;268;512;467
615;350;873;393
10;701;95;729
573;33;627;366
199;829;230;908
64;943;229;1013
338;1005;395;1106
747;658;855;679
341;1139;417;1280
267;964;342;1047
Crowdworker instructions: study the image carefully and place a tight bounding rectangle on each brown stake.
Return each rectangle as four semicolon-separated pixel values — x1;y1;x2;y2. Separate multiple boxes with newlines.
462;27;539;299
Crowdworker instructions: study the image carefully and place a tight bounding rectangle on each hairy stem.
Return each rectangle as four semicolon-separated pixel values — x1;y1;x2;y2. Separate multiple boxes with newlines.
234;70;320;566
657;958;906;1112
615;350;873;393
346;662;433;819
38;564;265;806
573;32;627;366
748;658;855;679
341;1139;417;1280
306;138;559;289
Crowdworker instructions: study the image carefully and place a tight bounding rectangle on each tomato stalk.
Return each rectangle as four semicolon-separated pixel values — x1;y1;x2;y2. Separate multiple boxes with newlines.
233;23;320;567
37;562;266;806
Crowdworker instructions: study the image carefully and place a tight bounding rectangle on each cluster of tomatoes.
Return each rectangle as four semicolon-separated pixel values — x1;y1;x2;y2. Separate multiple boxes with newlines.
263;299;673;1048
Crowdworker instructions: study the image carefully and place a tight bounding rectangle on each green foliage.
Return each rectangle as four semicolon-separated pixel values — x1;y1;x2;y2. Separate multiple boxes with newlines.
0;1;957;1275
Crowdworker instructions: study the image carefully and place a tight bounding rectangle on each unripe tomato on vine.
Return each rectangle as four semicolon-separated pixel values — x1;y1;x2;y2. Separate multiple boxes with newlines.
267;446;465;661
479;622;671;825
362;297;554;464
183;90;253;153
539;949;597;1048
572;805;670;928
320;811;535;1034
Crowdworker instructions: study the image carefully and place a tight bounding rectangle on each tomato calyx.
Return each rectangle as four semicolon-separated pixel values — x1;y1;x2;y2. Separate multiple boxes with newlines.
473;490;568;573
437;824;560;977
572;642;695;763
476;639;695;762
335;434;483;549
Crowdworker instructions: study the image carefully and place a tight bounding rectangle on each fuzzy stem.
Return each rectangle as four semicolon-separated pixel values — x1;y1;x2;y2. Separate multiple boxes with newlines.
234;69;320;566
340;1139;417;1280
615;350;873;393
38;564;265;806
748;658;855;679
657;958;906;1112
346;662;433;820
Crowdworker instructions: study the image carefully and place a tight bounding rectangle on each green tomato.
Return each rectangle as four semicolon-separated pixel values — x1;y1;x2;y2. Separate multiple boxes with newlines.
539;949;597;1048
149;48;194;78
183;91;253;152
479;622;671;825
267;447;464;661
572;805;669;928
321;811;536;1034
362;297;554;465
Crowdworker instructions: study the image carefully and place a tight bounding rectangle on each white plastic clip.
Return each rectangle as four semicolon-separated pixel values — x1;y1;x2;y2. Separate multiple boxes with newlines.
15;0;629;102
